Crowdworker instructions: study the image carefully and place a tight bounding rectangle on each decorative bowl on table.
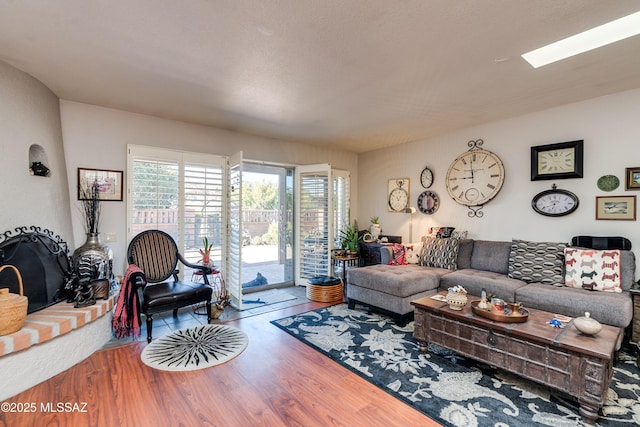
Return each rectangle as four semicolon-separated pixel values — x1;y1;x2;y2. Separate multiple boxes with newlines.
445;285;468;310
573;312;602;336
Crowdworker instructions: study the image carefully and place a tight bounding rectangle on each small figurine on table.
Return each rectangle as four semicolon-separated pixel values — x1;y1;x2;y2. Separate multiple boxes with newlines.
478;289;489;310
547;317;564;328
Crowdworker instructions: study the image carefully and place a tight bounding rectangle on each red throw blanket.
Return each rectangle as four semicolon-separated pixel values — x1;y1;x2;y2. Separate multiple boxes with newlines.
112;264;146;339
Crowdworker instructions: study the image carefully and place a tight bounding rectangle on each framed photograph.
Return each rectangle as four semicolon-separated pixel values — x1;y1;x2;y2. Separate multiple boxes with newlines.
625;167;640;190
387;178;410;212
531;140;583;181
77;168;123;201
595;195;636;221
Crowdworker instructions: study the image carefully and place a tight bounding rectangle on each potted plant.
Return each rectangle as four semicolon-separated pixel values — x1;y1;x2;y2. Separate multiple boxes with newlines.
73;181;113;288
370;216;381;240
339;221;360;255
199;236;214;267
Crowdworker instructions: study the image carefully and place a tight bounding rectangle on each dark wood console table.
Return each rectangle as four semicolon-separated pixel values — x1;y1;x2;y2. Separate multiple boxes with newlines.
412;293;620;425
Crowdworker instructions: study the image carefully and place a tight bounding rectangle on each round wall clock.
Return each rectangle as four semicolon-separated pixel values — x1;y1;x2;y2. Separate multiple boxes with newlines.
445;141;505;208
417;190;439;214
420;167;434;188
531;184;579;217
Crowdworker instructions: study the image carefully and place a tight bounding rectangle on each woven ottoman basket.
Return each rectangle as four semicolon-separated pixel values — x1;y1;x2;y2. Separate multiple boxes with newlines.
306;275;343;303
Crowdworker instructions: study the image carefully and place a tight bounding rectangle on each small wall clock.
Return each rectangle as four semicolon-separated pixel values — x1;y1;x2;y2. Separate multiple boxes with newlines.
445;139;505;217
531;184;579;217
388;178;409;212
417;190;439;214
420;167;434;188
531;140;583;181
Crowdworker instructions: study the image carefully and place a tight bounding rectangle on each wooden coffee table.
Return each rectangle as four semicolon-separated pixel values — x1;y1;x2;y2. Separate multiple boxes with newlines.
411;293;621;425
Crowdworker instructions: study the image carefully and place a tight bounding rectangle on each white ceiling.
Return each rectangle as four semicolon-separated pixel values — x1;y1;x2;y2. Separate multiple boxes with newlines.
1;1;639;153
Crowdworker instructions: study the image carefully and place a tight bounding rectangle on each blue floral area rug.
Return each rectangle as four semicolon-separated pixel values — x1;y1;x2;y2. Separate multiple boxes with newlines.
271;304;640;427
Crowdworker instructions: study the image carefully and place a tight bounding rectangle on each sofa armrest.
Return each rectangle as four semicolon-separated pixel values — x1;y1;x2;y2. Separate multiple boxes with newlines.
380;246;393;264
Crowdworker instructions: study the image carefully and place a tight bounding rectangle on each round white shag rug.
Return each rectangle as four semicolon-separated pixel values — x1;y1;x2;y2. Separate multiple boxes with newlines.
141;324;248;371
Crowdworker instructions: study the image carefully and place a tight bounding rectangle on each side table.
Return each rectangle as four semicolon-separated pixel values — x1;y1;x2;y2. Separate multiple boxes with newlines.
630;282;640;365
332;254;358;290
191;268;227;302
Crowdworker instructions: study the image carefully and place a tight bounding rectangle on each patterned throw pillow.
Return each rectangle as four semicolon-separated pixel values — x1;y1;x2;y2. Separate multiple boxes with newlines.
419;236;461;270
564;248;622;292
388;243;408;265
403;242;423;264
508;239;566;284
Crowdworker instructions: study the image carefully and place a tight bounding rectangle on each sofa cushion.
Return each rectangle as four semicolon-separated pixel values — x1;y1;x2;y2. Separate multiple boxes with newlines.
470;240;511;274
620;250;637;291
347;264;443;298
564;248;622;292
456;239;474;270
508;239;567;284
515;283;632;328
419;236;461;270
439;269;527;302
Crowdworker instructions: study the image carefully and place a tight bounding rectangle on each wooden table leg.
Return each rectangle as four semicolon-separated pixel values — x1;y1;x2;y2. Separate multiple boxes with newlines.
578;401;599;425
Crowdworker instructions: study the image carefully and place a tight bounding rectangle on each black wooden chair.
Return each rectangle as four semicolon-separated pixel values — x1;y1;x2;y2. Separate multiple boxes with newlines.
127;230;213;343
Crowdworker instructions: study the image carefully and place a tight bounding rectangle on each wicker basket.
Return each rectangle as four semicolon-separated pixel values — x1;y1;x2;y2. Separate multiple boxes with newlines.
445;292;468;311
0;265;28;336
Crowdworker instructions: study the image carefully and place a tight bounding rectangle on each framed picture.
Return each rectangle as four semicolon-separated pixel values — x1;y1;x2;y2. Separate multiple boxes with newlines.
595;195;636;221
625;167;640;190
530;140;583;181
77;168;123;201
387;178;410;212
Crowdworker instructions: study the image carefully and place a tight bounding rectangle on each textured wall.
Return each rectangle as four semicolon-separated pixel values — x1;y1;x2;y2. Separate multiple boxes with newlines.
0;60;73;240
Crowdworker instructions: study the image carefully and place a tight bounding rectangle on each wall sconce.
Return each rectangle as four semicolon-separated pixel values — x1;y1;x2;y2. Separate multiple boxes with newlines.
404;207;416;242
29;161;50;177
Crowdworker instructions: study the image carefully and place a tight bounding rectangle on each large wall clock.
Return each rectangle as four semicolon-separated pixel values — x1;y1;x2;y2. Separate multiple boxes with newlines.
388;178;409;212
445;139;505;217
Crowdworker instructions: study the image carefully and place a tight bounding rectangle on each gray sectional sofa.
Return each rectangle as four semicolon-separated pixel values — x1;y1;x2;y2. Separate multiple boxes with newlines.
347;239;636;344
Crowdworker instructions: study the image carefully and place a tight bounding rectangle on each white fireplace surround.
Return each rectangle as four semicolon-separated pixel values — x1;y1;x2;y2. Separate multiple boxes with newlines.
0;297;115;401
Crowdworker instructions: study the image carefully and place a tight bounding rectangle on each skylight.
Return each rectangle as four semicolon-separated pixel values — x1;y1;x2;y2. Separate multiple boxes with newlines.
522;11;640;68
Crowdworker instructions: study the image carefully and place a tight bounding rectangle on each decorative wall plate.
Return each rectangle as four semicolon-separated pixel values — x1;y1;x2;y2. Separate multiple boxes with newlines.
418;190;439;214
597;175;620;192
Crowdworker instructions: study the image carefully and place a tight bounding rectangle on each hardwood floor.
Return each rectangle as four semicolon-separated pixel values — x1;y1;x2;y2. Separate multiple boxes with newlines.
0;300;441;427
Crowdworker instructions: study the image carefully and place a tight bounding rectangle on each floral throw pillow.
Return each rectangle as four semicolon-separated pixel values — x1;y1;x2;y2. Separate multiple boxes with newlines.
388;243;408;265
403;242;423;264
564;248;622;293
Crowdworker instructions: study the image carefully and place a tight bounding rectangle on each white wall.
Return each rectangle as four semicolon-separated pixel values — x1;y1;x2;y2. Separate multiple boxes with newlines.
60;101;359;275
0;60;73;238
358;88;640;276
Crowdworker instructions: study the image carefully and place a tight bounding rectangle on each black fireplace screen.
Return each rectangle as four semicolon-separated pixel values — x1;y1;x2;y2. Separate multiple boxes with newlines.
0;226;74;313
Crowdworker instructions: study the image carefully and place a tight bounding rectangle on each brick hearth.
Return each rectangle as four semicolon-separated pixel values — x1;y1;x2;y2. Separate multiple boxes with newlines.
0;295;116;357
